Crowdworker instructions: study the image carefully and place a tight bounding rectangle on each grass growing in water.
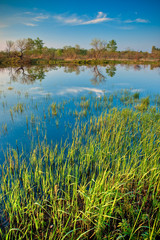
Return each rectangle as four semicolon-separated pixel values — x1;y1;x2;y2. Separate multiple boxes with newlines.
135;97;150;111
50;102;58;116
13;103;25;113
0;106;160;240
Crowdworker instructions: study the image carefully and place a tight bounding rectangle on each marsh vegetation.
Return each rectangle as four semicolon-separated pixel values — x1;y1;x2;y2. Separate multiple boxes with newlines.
0;38;160;67
0;64;160;239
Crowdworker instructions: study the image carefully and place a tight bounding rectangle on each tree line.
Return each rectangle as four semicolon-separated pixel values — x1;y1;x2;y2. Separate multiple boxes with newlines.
0;37;160;65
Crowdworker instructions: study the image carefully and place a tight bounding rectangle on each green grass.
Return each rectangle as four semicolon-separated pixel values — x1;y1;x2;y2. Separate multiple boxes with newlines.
0;106;160;239
50;102;58;116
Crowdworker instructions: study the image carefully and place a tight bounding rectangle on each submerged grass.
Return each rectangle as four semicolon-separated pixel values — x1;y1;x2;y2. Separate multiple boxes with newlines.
0;106;160;239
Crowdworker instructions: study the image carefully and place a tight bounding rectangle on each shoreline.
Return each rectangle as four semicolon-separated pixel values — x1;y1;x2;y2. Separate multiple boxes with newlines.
0;58;160;68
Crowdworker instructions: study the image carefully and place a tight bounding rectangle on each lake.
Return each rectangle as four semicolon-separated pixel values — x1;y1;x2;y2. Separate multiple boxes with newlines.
0;64;160;163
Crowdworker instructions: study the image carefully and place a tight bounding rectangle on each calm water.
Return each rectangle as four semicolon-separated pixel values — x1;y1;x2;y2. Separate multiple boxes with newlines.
0;64;160;163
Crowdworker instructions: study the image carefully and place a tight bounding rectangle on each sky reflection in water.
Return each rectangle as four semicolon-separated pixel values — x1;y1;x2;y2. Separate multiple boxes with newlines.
0;64;160;163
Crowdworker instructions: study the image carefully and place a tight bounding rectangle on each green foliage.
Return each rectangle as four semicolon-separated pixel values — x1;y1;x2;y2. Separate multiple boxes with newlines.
107;39;117;52
55;49;63;57
80;99;90;109
34;37;44;53
133;92;140;100
1;37;160;66
135;96;150;111
152;45;160;53
26;38;35;50
0;103;160;239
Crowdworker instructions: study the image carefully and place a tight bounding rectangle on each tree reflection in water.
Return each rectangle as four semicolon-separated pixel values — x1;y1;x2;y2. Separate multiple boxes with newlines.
90;64;117;85
63;65;82;75
62;64;116;85
7;64;117;86
9;66;51;84
106;65;116;77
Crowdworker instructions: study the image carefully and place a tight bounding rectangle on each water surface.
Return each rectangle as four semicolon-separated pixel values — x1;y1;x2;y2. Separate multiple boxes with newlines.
0;64;160;163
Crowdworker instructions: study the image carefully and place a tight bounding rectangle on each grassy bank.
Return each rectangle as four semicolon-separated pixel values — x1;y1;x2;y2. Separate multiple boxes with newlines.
0;57;160;68
0;106;160;239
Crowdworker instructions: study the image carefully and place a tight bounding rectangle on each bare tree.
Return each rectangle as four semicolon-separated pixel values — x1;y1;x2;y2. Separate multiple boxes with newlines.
16;39;28;60
90;39;107;59
6;40;14;57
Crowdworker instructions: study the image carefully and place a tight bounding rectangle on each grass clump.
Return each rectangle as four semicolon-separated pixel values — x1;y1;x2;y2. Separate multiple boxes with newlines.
1;123;7;134
8;87;13;91
135;96;150;111
13;103;24;113
80;99;90;109
0;107;160;239
133;92;140;100
50;102;58;116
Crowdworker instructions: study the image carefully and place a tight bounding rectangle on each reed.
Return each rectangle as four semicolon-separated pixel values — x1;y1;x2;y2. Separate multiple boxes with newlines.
0;106;159;240
13;103;24;113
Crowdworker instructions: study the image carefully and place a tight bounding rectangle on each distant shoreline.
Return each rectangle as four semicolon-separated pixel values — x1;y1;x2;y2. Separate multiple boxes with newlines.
0;58;160;68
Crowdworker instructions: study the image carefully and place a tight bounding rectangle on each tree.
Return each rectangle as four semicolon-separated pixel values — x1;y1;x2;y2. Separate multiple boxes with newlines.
26;38;35;51
90;39;107;59
63;46;76;59
15;37;45;60
34;37;44;53
107;40;117;52
75;44;80;50
16;39;28;60
6;40;14;57
152;46;160;53
55;49;63;58
75;44;80;57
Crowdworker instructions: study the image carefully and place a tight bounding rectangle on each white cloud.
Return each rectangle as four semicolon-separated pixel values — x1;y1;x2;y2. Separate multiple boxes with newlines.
23;23;37;27
97;12;105;18
118;26;134;30
54;15;83;25
3;12;50;27
57;87;108;96
125;20;134;23
82;17;112;25
24;12;33;15
54;12;114;26
124;18;149;23
32;15;49;22
18;13;50;27
135;18;149;23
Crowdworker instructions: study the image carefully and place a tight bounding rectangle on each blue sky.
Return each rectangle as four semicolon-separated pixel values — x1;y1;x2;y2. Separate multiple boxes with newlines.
0;0;160;51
